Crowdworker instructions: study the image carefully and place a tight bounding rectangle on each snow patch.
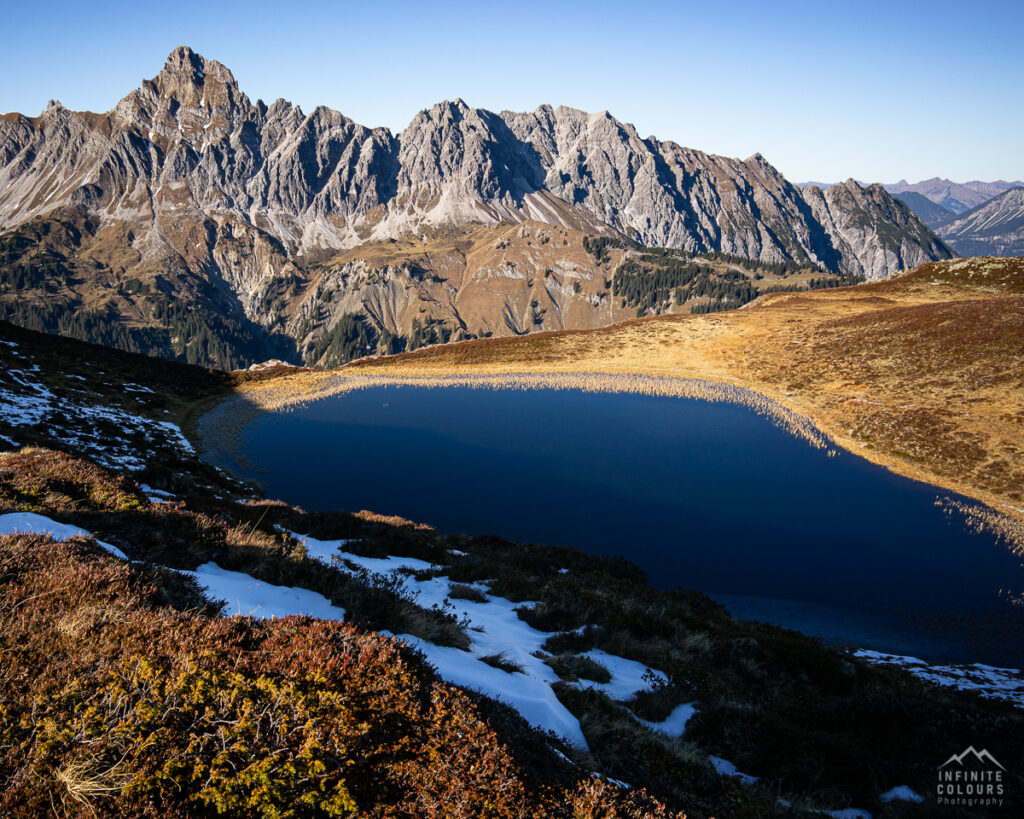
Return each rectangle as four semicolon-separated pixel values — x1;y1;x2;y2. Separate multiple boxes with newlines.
394;631;588;747
185;562;347;620
290;532;680;748
854;649;1024;707
0;512;127;560
879;785;924;803
138;483;176;502
634;702;698;737
709;755;760;785
0;379;52;426
573;649;666;700
0;357;193;471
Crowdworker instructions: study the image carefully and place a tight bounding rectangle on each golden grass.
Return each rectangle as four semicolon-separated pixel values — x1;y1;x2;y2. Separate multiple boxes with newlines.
56;749;136;810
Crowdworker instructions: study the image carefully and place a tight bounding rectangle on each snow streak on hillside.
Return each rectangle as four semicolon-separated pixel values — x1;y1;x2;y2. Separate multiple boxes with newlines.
0;339;192;470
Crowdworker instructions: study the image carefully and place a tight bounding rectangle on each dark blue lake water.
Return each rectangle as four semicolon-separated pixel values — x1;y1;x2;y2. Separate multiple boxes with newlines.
220;385;1024;667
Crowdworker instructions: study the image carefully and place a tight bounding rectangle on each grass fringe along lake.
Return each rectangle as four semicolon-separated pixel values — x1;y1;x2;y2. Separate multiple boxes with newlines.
200;370;836;474
938;497;1024;570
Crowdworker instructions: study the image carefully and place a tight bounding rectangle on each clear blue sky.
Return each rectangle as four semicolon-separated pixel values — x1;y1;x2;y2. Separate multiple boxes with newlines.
2;0;1021;184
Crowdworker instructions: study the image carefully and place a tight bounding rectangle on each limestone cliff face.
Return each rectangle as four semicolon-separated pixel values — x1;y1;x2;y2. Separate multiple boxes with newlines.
500;107;842;268
0;47;950;277
801;181;954;279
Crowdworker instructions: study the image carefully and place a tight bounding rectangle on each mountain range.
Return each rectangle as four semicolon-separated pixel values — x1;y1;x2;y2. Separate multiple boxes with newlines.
885;178;1023;216
0;46;953;369
880;180;1024;256
933;186;1024;257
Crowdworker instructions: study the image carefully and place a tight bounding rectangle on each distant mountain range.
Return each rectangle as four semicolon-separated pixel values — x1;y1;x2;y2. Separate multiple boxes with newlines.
934;186;1024;257
800;177;1024;256
0;46;953;369
882;180;1024;256
890;191;956;228
885;178;1022;215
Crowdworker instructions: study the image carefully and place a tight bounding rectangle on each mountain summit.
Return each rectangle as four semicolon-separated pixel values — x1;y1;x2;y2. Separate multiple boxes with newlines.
1;46;949;274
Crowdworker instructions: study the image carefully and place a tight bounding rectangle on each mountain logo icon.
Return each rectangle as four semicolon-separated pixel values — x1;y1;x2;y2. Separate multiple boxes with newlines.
939;746;1005;771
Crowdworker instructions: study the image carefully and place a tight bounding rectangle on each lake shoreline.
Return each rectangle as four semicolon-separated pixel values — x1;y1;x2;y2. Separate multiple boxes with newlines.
198;369;834;499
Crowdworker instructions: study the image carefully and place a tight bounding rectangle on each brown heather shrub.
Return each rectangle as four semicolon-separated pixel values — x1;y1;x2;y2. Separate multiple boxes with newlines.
0;447;145;514
479;653;525;674
0;448;470;649
0;534;686;818
447;581;488;603
569;779;680;818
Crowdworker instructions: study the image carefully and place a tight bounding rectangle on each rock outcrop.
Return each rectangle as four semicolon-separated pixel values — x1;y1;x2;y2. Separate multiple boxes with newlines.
801;181;954;279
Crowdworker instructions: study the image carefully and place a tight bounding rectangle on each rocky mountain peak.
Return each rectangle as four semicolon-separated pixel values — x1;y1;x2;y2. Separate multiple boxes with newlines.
152;46;241;110
801;179;952;278
422;99;471;124
0;45;954;279
161;45;205;79
158;46;236;87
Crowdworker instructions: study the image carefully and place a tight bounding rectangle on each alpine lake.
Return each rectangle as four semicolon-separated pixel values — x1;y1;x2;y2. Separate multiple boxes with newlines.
204;383;1024;668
